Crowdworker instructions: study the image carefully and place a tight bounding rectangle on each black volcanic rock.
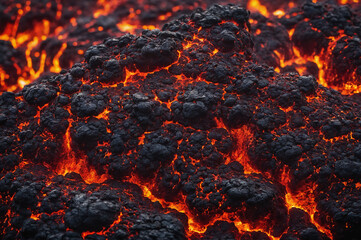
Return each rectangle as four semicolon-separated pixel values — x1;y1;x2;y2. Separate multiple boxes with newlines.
1;3;361;240
64;193;121;232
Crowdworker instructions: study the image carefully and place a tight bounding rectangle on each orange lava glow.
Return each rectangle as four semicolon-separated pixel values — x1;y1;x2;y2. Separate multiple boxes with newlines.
338;0;359;4
273;26;360;95
0;0;160;91
138;178;278;239
247;0;270;17
0;3;69;91
230;126;259;175
56;119;108;184
281;167;333;239
116;8;156;34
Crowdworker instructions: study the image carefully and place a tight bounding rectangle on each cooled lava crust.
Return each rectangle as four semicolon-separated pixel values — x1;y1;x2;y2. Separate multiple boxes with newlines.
0;0;239;91
1;3;361;240
1;0;360;94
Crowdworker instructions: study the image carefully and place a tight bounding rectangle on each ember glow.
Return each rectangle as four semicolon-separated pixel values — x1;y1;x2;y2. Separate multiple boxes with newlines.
1;1;361;240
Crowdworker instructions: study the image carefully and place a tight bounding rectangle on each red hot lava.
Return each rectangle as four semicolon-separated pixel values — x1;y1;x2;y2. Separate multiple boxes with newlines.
1;1;361;240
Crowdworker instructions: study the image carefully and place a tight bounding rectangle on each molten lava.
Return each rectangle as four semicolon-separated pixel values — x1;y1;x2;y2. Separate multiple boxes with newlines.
1;1;361;240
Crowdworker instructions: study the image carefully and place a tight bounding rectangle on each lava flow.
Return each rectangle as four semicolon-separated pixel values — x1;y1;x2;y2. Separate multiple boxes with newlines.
1;1;361;240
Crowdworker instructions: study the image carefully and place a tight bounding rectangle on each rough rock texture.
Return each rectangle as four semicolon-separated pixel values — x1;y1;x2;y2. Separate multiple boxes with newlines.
1;2;361;240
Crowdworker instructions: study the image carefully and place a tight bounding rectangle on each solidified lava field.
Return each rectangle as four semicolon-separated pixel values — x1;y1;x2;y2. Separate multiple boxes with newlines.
1;1;361;240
